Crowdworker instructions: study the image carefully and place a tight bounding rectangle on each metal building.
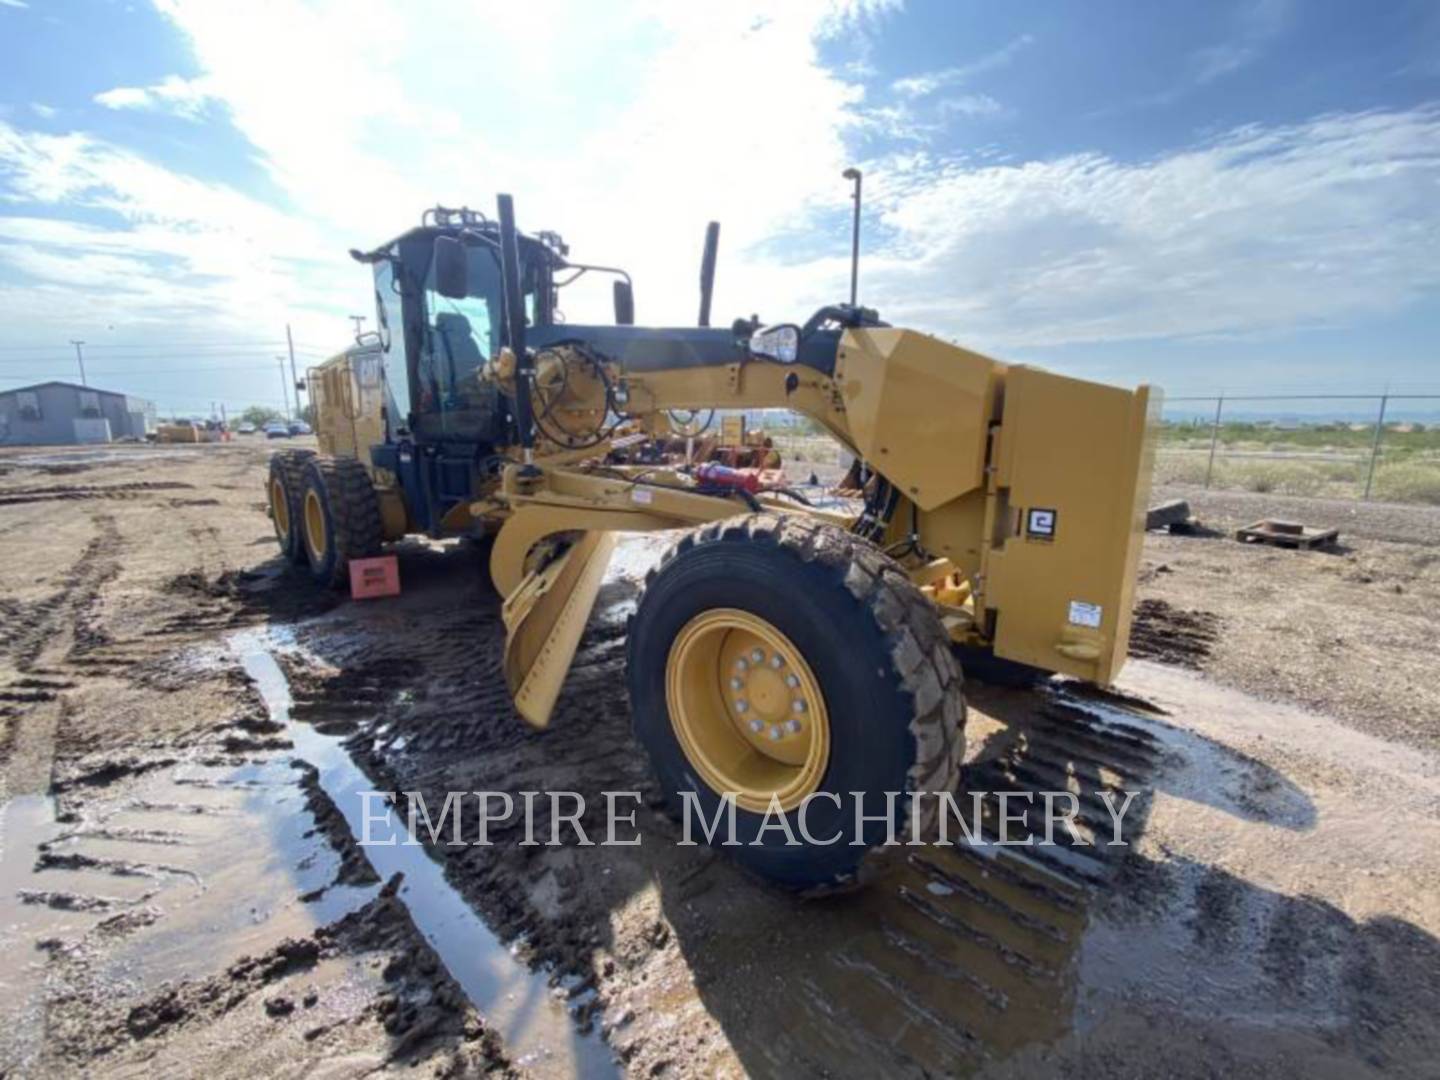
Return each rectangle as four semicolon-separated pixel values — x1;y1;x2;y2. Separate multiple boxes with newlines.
0;381;156;446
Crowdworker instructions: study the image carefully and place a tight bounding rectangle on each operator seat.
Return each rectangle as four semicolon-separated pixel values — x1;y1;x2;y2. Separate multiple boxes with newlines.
434;312;485;395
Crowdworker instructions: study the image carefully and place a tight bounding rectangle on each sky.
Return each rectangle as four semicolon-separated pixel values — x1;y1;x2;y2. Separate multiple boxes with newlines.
0;0;1438;419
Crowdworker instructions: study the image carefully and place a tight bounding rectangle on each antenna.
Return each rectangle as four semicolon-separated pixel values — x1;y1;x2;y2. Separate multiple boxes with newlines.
842;167;862;307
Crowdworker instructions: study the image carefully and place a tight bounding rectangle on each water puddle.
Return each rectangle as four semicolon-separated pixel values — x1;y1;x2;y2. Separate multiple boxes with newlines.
0;793;67;1071
9;446;205;467
232;629;614;1079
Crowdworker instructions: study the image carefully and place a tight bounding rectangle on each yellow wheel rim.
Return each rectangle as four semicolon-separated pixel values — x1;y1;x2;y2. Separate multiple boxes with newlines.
303;488;327;563
665;609;830;814
270;477;291;543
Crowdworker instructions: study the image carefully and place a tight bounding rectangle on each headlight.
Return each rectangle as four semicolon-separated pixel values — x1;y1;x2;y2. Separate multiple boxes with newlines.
748;324;800;364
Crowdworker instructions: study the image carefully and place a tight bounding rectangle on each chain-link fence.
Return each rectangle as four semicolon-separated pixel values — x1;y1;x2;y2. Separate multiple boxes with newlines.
1159;394;1440;505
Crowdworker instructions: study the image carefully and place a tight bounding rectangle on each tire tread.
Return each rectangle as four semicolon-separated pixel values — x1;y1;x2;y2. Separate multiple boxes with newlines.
638;512;966;888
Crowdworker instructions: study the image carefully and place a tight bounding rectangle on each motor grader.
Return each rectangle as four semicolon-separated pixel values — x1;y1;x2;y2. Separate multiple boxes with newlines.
268;195;1158;888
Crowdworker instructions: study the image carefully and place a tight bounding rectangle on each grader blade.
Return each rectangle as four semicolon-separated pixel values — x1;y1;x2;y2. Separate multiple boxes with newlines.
501;530;617;728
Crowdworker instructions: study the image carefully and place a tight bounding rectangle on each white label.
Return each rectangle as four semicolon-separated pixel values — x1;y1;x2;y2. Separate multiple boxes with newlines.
1068;601;1102;628
1027;508;1056;538
631;488;654;505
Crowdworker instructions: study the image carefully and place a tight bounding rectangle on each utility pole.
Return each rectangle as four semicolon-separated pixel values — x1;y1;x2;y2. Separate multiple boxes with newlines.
286;323;302;419
70;340;87;386
1363;392;1390;501
349;315;366;339
1204;393;1225;489
278;357;292;420
842;168;862;307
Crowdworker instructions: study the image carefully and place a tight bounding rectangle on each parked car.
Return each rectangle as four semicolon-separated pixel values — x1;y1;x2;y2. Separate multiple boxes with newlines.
264;422;291;439
289;420;313;435
237;422;256;435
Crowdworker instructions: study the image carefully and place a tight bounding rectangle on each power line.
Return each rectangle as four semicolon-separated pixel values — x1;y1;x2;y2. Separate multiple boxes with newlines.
0;339;297;352
0;351;327;367
0;363;286;381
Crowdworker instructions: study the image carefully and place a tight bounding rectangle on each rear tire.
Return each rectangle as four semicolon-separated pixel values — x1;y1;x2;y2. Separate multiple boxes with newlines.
268;449;315;565
626;513;965;890
298;456;383;588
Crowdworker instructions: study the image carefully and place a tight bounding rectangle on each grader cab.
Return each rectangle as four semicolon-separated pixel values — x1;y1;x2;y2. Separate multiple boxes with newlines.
267;195;1158;888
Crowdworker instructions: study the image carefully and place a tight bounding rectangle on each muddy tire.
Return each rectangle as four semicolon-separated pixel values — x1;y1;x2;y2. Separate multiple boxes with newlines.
268;449;315;565
298;456;383;588
626;513;966;890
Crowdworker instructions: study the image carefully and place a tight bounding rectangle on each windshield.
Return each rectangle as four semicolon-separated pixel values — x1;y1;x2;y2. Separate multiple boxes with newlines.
425;245;503;378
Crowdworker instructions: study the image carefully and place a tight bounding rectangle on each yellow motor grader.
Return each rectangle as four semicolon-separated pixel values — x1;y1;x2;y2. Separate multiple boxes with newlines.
268;195;1158;888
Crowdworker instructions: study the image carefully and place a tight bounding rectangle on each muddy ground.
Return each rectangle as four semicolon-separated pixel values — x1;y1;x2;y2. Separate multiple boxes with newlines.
0;441;1437;1078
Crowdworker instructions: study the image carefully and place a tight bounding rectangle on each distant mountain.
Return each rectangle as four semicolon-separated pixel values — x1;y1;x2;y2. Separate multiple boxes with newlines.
1162;404;1440;425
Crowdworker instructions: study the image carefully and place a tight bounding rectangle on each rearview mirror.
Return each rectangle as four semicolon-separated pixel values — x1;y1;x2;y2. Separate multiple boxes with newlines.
613;280;635;325
433;235;468;299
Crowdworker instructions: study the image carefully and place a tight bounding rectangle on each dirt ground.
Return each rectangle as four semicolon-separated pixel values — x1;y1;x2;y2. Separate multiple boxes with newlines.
1;441;1438;1078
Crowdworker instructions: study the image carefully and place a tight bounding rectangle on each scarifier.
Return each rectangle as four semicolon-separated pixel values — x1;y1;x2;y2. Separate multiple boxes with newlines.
268;192;1159;888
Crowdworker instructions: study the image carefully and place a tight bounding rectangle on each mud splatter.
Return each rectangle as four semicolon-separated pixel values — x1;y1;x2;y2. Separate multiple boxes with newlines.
1129;598;1221;669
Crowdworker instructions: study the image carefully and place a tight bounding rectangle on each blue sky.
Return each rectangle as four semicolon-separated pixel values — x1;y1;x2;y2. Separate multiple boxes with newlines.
0;0;1437;417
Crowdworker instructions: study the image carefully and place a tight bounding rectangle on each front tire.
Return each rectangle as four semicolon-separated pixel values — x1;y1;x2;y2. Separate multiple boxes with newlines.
298;456;383;588
626;514;965;890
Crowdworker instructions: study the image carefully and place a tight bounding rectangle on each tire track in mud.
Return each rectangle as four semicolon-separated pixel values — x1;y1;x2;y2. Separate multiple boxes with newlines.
109;540;1440;1078
0;512;123;796
270;571;1171;1077
0;481;195;507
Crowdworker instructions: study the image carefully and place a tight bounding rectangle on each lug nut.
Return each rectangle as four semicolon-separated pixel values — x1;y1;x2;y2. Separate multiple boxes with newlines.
792;699;806;713
729;676;743;690
750;648;764;663
785;674;800;689
734;658;748;672
786;719;802;734
735;699;748;712
749;719;764;733
769;654;783;669
767;725;782;741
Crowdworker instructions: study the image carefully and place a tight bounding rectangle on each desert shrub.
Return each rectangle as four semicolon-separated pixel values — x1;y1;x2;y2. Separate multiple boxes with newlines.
1315;459;1363;483
1371;461;1440;505
1223;461;1325;496
1154;452;1210;485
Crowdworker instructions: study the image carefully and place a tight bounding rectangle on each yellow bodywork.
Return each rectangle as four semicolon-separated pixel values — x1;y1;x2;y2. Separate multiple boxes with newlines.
156;423;203;444
302;323;1157;729
488;329;1157;726
309;346;387;464
306;345;408;541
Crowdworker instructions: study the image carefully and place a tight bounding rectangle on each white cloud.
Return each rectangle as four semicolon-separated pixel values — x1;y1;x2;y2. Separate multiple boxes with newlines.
1193;0;1290;85
838;107;1440;350
891;34;1033;99
143;0;885;323
0;0;29;9
94;74;218;120
0;0;887;352
937;94;1002;118
28;103;56;119
0;0;1436;406
0;122;348;345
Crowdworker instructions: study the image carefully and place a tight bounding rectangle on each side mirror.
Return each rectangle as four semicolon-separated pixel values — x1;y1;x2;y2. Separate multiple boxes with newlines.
433;235;468;299
613;280;635;325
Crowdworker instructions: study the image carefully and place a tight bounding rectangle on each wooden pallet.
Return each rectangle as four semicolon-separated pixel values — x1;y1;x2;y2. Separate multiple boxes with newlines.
1235;519;1338;550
